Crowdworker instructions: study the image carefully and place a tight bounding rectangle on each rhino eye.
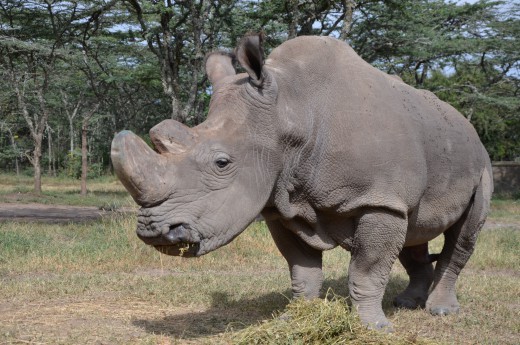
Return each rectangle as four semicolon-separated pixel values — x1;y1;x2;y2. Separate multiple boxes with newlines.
215;158;230;169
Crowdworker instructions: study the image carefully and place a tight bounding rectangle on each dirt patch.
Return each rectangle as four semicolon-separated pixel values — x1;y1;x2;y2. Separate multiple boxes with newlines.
0;296;177;344
0;202;135;223
1;202;519;229
483;219;520;230
0;294;262;344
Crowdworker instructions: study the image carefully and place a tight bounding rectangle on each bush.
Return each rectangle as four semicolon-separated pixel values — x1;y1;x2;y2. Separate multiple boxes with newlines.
61;150;103;179
62;150;82;179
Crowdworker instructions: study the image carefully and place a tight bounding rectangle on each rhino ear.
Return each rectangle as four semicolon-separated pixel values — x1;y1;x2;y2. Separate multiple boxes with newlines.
205;52;236;89
236;33;265;87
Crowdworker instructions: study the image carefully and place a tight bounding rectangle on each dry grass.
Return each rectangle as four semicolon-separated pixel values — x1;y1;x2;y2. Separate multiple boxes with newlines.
0;173;130;208
0;195;519;344
225;292;436;345
488;198;520;223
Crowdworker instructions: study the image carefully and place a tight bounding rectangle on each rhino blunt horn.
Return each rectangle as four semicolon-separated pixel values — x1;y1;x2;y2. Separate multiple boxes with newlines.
111;130;173;206
150;119;196;154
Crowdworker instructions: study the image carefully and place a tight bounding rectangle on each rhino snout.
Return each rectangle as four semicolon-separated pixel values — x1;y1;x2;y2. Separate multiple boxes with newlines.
137;222;202;257
137;223;192;246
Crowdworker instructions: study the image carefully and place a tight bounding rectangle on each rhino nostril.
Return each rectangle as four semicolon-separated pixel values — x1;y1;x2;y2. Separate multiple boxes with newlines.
164;224;189;244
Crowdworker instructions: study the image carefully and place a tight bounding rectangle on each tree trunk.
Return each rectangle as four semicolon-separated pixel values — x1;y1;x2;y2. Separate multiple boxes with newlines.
287;0;299;39
47;125;55;176
340;0;356;40
56;126;61;171
80;119;88;196
79;103;100;196
15;153;19;176
33;140;42;195
48;129;52;175
171;94;181;122
69;117;75;153
6;127;19;176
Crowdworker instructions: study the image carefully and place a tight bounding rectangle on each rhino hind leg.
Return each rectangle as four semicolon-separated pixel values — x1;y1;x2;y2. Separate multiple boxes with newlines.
394;244;434;309
426;169;492;316
266;220;323;299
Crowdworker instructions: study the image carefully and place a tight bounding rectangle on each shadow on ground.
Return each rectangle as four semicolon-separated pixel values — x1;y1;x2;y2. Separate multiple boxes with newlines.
132;290;291;339
132;275;409;340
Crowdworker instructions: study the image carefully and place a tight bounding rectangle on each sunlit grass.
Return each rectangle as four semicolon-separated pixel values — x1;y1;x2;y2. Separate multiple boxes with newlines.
489;198;520;222
0;172;131;208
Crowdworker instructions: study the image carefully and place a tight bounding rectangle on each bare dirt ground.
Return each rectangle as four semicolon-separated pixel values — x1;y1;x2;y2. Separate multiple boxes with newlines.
0;202;134;223
1;202;518;230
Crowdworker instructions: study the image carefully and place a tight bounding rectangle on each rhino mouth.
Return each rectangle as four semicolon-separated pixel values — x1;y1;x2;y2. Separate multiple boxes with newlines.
137;220;202;257
154;242;200;257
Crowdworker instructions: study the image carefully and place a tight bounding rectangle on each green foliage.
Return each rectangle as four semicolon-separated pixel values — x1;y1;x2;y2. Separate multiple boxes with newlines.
61;151;103;180
62;150;82;179
0;147;19;166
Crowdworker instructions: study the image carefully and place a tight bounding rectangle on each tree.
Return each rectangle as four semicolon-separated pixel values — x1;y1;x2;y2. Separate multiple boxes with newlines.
0;37;55;194
0;122;21;175
0;1;87;193
124;0;241;124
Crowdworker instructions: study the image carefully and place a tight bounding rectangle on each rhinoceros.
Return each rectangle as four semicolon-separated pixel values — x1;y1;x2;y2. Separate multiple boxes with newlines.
111;34;492;330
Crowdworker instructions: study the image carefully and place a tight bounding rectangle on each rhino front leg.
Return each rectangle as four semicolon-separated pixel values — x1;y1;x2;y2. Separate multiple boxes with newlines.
348;210;407;330
266;220;323;299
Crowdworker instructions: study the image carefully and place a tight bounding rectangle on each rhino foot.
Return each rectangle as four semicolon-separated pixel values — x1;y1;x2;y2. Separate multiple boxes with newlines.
277;311;291;321
356;306;394;333
428;304;460;316
426;292;460;316
393;293;427;309
393;283;429;309
362;317;394;333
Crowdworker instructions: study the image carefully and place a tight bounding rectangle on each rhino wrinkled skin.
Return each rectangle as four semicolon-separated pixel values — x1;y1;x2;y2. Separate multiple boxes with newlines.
111;35;493;330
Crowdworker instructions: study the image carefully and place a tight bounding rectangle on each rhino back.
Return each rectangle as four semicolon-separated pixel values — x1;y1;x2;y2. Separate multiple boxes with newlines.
266;36;488;236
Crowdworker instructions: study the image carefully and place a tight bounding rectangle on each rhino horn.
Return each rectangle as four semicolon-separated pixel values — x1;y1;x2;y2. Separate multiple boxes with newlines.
111;130;173;206
149;119;196;154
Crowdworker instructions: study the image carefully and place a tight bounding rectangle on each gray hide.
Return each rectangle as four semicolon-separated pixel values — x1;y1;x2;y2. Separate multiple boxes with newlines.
111;34;493;330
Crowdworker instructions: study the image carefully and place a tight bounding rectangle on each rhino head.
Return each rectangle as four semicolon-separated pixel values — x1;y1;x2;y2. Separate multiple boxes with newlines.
111;35;280;257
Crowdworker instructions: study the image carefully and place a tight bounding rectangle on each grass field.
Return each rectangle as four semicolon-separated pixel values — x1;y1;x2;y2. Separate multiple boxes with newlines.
0;173;130;209
0;175;518;344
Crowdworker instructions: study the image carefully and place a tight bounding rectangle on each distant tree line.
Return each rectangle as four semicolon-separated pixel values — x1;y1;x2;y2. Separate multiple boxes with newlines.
0;0;518;194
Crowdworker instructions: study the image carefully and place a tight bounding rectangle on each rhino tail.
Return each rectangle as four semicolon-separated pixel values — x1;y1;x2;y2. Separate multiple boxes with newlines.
427;253;440;263
408;243;440;264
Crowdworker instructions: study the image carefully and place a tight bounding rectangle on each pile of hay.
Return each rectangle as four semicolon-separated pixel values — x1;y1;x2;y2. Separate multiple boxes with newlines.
225;292;435;345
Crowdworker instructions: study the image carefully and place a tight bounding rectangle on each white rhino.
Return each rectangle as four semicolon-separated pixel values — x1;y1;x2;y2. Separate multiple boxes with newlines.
111;34;493;330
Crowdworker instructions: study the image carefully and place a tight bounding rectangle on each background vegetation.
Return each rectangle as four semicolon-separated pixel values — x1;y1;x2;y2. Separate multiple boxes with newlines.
0;0;518;195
